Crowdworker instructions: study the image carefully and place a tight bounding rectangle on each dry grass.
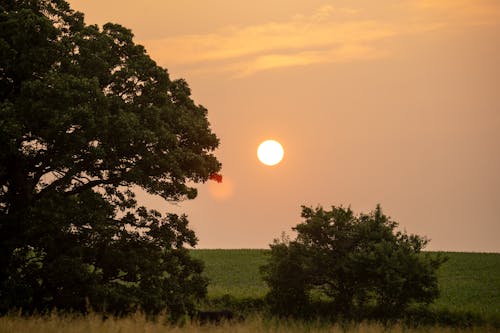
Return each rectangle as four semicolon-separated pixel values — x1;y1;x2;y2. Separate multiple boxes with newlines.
0;313;499;333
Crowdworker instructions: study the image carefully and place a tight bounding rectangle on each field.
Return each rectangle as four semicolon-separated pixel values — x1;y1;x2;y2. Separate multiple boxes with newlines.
431;252;500;320
191;249;270;299
191;250;500;320
1;250;498;332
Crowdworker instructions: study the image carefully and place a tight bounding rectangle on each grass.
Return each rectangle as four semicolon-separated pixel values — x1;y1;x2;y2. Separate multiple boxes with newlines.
191;250;500;321
1;313;500;333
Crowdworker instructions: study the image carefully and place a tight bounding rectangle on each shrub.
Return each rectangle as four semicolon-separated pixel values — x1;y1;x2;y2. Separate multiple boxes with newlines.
261;205;446;319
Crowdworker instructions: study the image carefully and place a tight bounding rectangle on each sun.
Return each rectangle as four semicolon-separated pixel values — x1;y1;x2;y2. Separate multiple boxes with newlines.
257;140;284;166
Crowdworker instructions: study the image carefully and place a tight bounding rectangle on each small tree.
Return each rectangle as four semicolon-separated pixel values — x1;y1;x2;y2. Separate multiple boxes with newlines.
262;205;446;318
0;0;219;318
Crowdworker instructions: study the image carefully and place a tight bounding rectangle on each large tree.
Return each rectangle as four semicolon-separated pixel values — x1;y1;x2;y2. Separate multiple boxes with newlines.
0;0;220;317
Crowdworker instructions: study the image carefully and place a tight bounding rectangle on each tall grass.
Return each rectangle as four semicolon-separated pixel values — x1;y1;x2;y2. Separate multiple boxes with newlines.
1;313;499;333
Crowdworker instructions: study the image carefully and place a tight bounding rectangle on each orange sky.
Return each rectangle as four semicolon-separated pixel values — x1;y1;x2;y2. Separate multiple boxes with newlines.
69;0;500;252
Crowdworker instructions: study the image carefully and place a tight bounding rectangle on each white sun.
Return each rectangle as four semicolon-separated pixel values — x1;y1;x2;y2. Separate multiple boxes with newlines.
257;140;284;166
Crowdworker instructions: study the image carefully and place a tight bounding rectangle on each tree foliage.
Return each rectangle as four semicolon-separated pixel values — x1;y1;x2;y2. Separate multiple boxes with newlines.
262;205;446;318
0;0;220;317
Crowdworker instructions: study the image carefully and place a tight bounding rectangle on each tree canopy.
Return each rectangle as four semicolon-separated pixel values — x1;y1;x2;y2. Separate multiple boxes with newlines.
0;0;220;317
262;205;446;319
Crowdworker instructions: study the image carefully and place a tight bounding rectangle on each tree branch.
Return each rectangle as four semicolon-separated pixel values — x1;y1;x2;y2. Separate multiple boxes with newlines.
62;177;124;196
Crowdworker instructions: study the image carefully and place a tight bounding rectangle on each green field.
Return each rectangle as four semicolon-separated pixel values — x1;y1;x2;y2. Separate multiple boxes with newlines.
191;249;270;299
0;250;498;332
432;252;500;320
191;250;500;320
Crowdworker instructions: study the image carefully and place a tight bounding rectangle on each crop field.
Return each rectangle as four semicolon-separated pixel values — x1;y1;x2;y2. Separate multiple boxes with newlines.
191;250;500;320
431;252;500;320
191;249;270;299
1;250;498;332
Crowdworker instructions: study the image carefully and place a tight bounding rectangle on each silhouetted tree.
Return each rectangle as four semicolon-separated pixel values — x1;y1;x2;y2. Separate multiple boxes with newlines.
0;0;220;318
262;205;446;319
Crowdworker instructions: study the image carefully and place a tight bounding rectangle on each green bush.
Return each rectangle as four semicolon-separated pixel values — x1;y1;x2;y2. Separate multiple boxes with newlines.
261;205;447;319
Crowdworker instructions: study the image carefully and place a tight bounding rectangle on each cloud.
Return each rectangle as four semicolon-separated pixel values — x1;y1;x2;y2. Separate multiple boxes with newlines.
143;6;393;77
140;2;500;77
226;44;388;78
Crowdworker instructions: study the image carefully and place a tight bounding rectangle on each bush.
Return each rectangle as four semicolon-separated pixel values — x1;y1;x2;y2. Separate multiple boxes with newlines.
261;205;446;319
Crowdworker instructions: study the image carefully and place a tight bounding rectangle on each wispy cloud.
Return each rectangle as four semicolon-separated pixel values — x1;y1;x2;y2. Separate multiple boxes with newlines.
141;2;500;77
225;44;389;78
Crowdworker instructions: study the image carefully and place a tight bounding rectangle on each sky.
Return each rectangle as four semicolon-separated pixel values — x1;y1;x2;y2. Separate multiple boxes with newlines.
68;0;500;252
